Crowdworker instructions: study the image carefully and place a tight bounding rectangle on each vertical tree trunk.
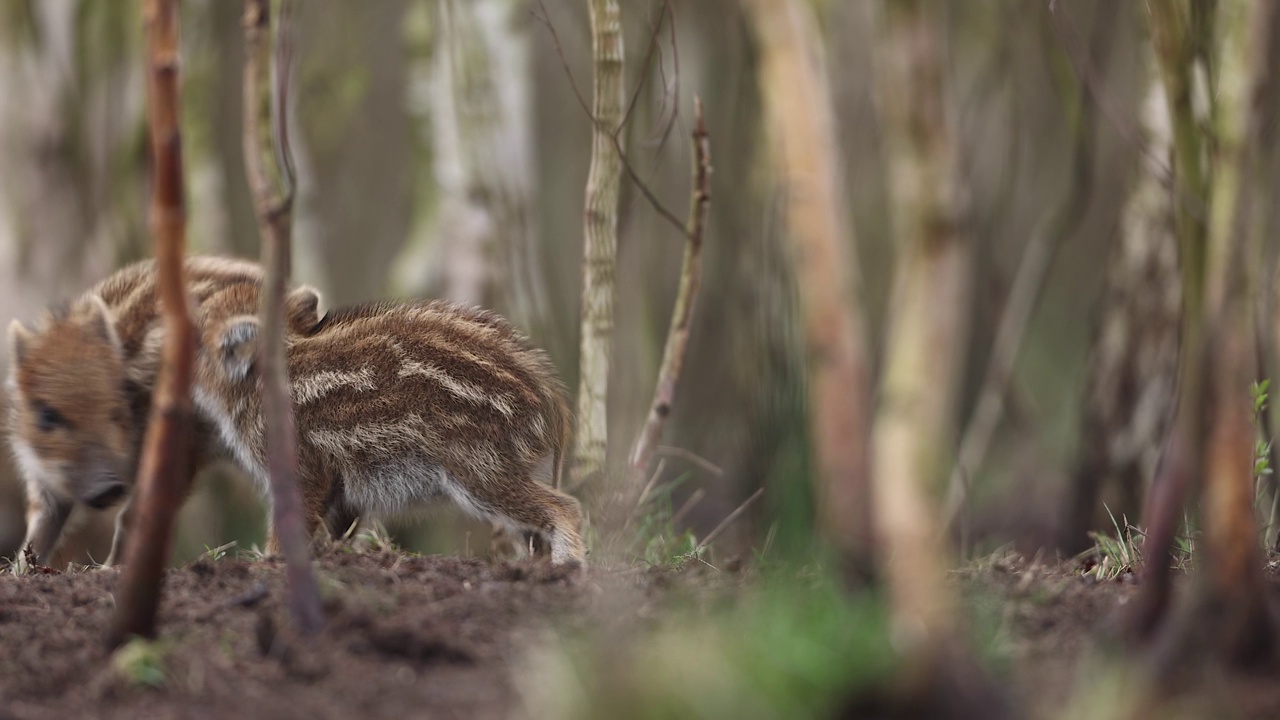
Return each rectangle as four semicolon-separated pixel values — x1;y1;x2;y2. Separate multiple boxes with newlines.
627;100;711;492
291;1;412;306
1136;0;1280;666
871;0;967;648
396;0;545;335
242;0;324;636
744;0;874;563
0;0;146;562
106;0;196;649
1130;0;1216;640
572;0;624;487
1064;66;1181;554
1193;0;1280;664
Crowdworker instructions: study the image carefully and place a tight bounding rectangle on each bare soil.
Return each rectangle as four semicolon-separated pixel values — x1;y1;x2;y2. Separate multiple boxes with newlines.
2;547;1280;719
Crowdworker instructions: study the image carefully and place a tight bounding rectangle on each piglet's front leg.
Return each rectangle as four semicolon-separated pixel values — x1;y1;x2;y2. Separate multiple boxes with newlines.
18;493;72;570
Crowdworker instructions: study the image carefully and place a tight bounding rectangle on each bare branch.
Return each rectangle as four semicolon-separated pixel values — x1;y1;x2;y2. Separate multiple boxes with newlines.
656;444;724;478
694;488;764;553
243;0;323;636
531;0;690;240
626;97;711;492
106;0;198;649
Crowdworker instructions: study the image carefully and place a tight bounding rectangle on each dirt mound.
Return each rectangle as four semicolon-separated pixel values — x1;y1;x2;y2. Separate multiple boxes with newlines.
0;549;611;720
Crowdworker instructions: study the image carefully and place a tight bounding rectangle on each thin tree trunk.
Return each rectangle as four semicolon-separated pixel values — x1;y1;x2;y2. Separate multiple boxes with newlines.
871;0;966;649
572;0;624;488
1063;61;1180;554
1136;0;1280;666
1193;0;1280;664
744;0;874;563
627;99;711;493
291;1;412;306
397;0;545;333
242;0;323;637
106;0;196;649
1130;0;1216;642
944;4;1112;547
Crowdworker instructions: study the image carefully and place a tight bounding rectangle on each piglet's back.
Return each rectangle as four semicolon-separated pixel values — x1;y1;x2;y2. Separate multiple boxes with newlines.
289;300;570;476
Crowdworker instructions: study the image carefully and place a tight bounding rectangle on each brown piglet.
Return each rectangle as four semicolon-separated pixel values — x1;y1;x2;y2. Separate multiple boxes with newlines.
192;286;587;566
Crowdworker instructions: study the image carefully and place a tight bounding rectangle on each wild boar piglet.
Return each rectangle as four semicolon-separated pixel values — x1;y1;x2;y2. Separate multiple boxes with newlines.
193;292;586;566
5;256;315;567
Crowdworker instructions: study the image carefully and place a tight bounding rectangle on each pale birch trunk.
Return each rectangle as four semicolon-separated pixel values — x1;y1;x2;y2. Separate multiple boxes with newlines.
744;0;874;561
871;0;966;648
395;0;545;332
572;0;624;487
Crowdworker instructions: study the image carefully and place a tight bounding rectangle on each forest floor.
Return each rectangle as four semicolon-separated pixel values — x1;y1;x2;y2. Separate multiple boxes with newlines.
2;544;1280;719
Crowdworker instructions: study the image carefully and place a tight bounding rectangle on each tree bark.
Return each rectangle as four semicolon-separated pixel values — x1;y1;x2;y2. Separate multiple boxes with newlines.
744;0;874;563
1130;0;1216;642
1135;0;1280;666
1194;0;1280;664
106;0;197;649
871;0;967;649
627;99;711;494
242;0;324;637
1063;60;1180;554
572;0;625;487
396;0;546;335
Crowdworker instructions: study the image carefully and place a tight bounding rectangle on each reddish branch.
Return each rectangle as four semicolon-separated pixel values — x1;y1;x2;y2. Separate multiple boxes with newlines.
626;98;711;492
243;0;323;635
105;0;197;649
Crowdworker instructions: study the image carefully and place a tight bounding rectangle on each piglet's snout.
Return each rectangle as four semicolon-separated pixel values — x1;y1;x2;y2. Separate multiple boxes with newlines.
83;474;127;509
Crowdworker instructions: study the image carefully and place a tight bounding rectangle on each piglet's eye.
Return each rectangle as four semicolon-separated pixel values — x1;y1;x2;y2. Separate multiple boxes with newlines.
35;403;67;432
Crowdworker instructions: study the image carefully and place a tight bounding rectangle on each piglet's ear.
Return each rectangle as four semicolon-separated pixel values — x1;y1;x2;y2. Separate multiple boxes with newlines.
284;285;324;334
8;319;32;367
219;316;260;381
81;295;122;355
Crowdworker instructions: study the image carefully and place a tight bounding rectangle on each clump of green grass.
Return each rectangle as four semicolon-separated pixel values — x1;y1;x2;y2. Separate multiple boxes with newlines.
1079;505;1198;581
628;471;706;569
111;636;169;688
1082;507;1142;582
198;541;237;562
515;563;898;719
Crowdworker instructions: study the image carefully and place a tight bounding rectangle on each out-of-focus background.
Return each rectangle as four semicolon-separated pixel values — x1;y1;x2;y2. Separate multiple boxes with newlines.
0;1;1150;565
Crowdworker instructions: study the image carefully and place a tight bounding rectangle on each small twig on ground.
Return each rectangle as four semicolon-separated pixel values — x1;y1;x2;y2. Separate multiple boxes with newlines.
695;488;764;553
655;445;724;477
620;459;667;535
670;488;706;528
627;98;712;492
243;0;324;635
106;0;198;650
636;459;667;509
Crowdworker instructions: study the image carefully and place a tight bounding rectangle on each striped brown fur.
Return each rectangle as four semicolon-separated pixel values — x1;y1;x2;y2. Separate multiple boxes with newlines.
193;289;586;566
4;256;312;567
